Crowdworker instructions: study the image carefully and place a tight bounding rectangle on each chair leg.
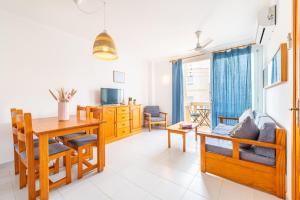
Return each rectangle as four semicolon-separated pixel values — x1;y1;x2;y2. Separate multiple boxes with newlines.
14;150;19;175
77;147;83;179
19;161;27;189
65;151;71;184
148;120;151;132
88;145;93;160
164;121;167;129
53;158;60;174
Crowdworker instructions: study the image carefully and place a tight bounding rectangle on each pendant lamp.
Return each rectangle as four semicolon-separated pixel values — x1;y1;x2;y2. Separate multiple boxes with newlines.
93;1;118;60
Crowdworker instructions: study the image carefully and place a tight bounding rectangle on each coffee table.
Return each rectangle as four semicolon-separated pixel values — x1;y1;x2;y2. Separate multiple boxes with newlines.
166;122;199;152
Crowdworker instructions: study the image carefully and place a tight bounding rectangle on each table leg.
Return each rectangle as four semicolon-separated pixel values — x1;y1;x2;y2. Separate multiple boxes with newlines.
39;134;49;200
97;123;105;172
182;134;186;152
195;126;198;141
168;130;171;148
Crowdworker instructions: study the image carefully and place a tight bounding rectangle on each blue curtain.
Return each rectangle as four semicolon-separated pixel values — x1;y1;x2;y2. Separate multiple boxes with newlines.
172;59;184;124
211;47;252;128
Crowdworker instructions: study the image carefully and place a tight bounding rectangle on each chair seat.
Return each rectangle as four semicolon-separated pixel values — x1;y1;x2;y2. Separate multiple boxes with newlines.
191;113;200;117
68;134;97;147
14;138;57;152
146;116;165;122
58;132;86;140
20;143;70;160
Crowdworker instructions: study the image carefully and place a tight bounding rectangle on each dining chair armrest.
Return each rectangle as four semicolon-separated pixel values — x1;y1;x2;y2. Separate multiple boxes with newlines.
218;116;239;124
199;132;283;150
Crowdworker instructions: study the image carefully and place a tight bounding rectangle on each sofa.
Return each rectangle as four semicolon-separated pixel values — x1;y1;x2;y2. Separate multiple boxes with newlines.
199;110;286;198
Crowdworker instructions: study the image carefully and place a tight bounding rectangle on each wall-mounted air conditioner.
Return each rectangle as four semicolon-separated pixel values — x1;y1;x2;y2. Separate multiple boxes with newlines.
255;5;277;45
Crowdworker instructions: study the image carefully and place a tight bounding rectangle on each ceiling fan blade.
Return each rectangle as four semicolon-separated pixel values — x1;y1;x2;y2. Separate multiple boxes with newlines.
201;39;213;48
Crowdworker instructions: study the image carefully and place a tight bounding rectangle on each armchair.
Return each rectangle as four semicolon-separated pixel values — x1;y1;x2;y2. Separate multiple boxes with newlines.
143;106;167;132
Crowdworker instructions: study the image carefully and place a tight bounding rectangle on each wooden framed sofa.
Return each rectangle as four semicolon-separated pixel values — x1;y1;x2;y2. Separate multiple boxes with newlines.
199;112;286;199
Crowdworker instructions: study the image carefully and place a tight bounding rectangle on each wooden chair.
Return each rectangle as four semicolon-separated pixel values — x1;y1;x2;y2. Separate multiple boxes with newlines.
199;124;286;198
11;108;58;186
10;108;20;175
16;111;72;199
65;106;103;179
143;106;167;132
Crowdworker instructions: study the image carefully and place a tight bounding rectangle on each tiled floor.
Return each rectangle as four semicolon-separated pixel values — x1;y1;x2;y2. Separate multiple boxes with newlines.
0;129;281;200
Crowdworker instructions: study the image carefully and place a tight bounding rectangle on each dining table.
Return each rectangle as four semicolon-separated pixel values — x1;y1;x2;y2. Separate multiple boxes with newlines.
31;115;105;200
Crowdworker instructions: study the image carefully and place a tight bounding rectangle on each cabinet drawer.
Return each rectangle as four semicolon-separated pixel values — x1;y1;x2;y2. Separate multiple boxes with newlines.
117;121;130;129
117;107;129;114
117;113;129;122
117;127;130;136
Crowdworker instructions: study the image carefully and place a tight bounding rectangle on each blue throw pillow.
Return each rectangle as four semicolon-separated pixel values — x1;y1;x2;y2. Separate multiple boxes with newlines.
230;116;259;148
254;122;276;159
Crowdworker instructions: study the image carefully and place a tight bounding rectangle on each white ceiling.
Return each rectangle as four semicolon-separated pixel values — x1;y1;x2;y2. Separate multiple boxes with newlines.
1;0;270;60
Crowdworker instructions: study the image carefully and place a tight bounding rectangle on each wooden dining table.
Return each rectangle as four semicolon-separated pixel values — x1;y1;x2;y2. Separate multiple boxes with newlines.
32;116;105;200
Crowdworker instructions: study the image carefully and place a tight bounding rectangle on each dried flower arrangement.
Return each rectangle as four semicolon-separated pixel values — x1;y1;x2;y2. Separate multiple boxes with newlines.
49;88;77;102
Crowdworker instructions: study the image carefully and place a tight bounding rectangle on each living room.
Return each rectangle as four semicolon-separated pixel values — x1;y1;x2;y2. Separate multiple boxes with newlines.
0;0;299;200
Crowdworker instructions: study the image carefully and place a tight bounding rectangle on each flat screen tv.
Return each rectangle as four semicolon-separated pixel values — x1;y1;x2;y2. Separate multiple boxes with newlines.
100;88;124;105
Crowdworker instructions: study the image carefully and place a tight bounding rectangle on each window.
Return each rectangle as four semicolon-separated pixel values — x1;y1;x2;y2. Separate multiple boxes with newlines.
183;59;211;105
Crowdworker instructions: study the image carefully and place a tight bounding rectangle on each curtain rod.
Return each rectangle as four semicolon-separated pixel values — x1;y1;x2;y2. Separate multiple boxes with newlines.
169;42;256;63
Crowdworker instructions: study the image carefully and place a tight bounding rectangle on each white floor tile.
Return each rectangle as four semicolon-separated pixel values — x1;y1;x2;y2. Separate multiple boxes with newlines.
188;173;222;200
151;178;186;200
0;129;281;200
181;190;208;200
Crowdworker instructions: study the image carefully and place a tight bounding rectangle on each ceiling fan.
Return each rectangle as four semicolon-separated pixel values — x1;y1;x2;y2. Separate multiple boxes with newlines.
190;30;213;53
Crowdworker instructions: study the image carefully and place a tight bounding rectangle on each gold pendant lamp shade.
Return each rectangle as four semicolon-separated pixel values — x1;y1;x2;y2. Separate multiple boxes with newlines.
93;30;118;60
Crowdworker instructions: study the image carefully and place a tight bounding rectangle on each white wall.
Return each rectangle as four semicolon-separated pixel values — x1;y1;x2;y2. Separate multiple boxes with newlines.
151;60;172;124
263;0;293;199
0;10;150;164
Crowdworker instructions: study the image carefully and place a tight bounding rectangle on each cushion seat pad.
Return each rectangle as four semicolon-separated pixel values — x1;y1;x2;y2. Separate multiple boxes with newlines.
205;138;275;166
68;134;97;147
14;138;56;152
213;123;235;135
145;116;165;122
20;143;70;160
58;132;86;140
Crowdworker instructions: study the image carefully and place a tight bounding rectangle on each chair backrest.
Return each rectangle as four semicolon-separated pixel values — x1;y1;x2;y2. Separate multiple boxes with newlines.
16;110;35;162
144;106;160;117
89;107;103;120
77;105;90;120
10;108;18;145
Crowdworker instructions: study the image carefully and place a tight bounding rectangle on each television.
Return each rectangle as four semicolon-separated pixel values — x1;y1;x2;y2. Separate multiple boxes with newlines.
100;88;124;105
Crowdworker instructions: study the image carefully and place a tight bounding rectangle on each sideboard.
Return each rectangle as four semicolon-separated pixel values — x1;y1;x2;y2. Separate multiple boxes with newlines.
95;104;142;143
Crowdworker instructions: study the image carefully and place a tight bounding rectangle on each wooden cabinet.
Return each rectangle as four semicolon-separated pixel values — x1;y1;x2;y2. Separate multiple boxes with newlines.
99;105;142;143
130;105;142;133
116;105;130;137
102;107;116;141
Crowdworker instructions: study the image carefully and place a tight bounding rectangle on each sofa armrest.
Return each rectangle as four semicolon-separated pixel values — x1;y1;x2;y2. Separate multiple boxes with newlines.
218;116;239;123
159;112;167;120
144;112;151;117
199;132;283;150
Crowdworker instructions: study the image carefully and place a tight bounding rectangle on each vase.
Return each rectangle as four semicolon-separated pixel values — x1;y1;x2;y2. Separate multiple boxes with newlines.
58;102;69;121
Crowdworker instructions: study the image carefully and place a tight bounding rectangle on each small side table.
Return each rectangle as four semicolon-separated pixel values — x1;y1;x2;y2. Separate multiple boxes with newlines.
166;122;199;152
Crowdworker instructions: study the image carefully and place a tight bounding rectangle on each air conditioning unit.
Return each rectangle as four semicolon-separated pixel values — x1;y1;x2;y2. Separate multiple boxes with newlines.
255;5;277;45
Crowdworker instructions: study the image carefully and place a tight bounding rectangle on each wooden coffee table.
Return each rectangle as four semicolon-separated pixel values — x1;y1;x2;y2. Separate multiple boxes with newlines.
167;122;199;152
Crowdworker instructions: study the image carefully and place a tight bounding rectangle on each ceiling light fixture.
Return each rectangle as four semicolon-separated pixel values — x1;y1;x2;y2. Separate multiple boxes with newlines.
92;1;118;60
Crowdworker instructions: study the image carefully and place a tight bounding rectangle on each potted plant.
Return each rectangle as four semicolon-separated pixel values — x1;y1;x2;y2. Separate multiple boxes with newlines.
49;88;77;121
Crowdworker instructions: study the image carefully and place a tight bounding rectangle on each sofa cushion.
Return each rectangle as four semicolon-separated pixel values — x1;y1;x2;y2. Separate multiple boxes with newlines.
206;138;275;166
145;116;165;122
230;116;259;148
254;122;276;159
144;106;160;117
239;109;254;123
213;123;235;135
